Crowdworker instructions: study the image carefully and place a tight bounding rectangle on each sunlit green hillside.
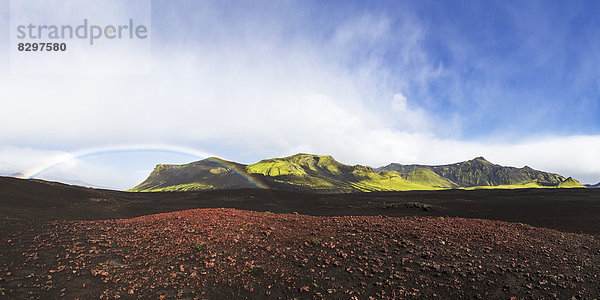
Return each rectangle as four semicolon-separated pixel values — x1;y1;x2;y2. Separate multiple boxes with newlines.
130;154;586;193
246;154;439;192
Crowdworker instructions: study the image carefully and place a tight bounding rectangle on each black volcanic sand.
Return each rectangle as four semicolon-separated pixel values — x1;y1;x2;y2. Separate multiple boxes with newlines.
1;177;599;235
1;177;600;299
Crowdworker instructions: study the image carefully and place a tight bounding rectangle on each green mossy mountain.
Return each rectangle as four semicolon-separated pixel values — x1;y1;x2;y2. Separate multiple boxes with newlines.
130;154;585;193
557;177;587;188
244;154;436;192
129;157;264;192
393;168;458;188
376;157;568;187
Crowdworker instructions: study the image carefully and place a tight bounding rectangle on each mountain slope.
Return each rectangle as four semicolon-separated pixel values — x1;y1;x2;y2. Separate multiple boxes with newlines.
376;157;567;187
247;154;437;192
131;154;439;193
131;154;585;193
129;157;265;192
557;177;586;188
391;168;458;188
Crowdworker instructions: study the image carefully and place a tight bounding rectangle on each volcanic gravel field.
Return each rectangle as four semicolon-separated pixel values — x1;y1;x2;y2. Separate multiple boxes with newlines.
1;208;600;299
1;177;600;299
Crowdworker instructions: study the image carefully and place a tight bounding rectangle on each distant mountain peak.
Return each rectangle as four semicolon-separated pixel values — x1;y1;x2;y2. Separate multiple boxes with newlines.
377;157;569;188
285;153;335;160
471;156;491;164
266;153;342;167
584;181;599;188
204;156;229;162
248;153;346;177
557;177;585;188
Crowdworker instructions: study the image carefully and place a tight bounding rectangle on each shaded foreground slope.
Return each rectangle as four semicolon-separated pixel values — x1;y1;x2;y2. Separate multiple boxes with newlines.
131;154;585;193
1;209;599;299
2;176;600;235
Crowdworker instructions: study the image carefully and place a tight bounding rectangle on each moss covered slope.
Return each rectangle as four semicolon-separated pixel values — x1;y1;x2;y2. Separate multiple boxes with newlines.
130;154;584;192
376;157;568;188
395;168;458;188
557;177;586;188
129;158;262;192
246;154;438;192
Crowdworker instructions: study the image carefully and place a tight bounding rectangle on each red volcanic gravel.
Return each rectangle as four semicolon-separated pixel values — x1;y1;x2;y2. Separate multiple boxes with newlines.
1;208;599;299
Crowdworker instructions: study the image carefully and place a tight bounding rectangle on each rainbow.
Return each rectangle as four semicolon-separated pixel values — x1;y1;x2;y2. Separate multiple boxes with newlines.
203;157;269;189
20;144;268;189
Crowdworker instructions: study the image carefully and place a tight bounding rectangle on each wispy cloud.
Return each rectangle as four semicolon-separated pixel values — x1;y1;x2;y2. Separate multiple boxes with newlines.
1;1;599;187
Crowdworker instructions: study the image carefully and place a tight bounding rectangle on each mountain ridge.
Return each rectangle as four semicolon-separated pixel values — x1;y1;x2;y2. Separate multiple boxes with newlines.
375;157;567;187
245;154;435;193
130;154;585;193
585;182;600;188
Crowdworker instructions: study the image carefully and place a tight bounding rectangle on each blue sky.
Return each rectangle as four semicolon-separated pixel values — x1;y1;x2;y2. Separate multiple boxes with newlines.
1;0;599;188
411;0;600;137
149;0;600;138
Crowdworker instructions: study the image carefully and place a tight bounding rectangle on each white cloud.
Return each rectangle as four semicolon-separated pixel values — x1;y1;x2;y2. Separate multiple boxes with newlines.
0;146;132;189
391;93;408;112
0;146;65;176
1;1;599;188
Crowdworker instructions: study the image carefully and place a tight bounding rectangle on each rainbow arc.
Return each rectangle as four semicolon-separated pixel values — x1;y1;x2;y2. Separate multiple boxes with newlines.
20;144;268;189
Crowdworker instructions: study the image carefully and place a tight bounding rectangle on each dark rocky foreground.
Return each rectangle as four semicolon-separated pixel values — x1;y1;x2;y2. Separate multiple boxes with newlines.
1;177;599;298
1;209;600;299
2;176;599;235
